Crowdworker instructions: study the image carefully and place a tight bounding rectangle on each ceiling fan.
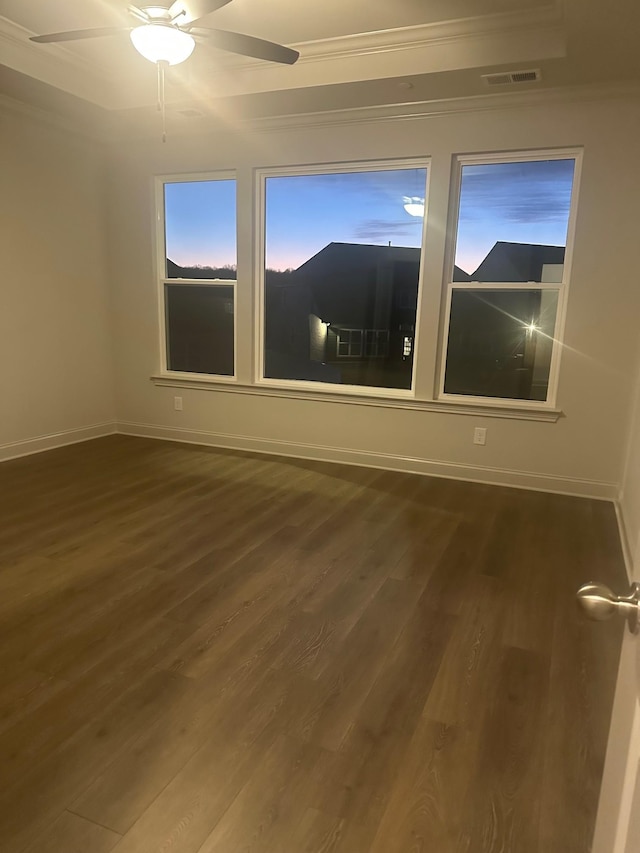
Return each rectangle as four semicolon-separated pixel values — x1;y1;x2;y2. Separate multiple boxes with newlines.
29;1;300;66
29;1;299;138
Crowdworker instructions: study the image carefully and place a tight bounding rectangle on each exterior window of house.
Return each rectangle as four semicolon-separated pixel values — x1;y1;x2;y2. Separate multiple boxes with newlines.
365;330;390;358
161;176;237;377
336;329;363;358
260;163;429;393
440;154;578;404
335;329;390;358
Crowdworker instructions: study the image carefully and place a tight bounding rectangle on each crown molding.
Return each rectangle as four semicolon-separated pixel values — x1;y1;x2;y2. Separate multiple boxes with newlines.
270;5;565;63
189;5;566;100
2;4;566;110
0;92;107;142
235;79;640;133
120;79;640;141
0;14;119;108
209;5;564;70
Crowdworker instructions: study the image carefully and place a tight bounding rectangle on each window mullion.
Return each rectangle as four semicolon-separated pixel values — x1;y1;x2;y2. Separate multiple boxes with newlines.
412;152;452;401
235;166;254;385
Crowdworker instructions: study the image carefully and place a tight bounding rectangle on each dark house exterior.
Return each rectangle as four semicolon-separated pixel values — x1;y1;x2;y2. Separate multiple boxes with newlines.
265;242;429;388
447;242;565;400
167;239;567;396
164;258;235;375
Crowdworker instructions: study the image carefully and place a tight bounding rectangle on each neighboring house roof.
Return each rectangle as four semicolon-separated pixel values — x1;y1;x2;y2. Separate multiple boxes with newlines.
291;242;422;326
465;241;565;282
452;265;471;282
166;258;183;277
296;241;470;283
295;241;421;273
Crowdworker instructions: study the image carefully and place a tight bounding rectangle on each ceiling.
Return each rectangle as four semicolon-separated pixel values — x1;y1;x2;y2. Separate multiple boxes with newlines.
1;0;639;135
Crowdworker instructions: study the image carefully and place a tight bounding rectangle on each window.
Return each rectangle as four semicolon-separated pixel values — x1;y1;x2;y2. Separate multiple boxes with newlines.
160;176;237;376
165;284;234;376
336;329;363;358
365;330;390;358
261;163;429;392
440;154;578;404
155;149;580;417
335;329;390;359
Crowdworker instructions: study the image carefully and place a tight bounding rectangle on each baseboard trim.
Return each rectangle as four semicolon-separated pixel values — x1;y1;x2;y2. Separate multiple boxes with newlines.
0;422;117;463
117;421;618;500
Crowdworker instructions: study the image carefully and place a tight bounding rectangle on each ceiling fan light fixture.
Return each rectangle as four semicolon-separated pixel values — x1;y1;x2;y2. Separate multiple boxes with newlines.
130;24;195;65
403;196;425;217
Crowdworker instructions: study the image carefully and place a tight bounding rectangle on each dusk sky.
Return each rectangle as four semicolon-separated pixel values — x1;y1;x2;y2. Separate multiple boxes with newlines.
456;159;575;273
165;179;237;269
164;159;575;274
265;169;427;270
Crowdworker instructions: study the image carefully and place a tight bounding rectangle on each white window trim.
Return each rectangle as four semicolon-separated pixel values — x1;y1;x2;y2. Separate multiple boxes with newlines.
254;157;431;399
435;147;583;409
150;373;562;421
155;172;238;381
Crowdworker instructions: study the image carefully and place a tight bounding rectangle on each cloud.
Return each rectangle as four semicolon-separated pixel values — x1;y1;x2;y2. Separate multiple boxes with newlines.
460;185;572;224
458;159;575;224
353;218;422;243
269;169;428;208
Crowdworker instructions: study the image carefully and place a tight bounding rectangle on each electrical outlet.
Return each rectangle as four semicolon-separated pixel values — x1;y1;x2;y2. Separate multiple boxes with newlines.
473;427;487;446
174;396;183;411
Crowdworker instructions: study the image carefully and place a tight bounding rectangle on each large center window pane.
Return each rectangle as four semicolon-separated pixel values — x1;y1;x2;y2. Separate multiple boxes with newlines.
263;167;428;391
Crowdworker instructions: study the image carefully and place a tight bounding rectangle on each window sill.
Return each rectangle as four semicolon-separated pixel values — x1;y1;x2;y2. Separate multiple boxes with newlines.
151;374;563;422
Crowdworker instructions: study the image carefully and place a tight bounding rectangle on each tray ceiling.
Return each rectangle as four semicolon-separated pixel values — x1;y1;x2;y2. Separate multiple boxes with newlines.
1;0;639;127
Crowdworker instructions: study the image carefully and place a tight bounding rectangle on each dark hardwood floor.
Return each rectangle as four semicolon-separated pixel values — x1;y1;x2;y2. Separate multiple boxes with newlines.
0;435;627;852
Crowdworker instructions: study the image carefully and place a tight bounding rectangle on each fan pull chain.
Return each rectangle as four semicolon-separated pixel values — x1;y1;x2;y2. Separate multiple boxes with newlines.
157;60;168;142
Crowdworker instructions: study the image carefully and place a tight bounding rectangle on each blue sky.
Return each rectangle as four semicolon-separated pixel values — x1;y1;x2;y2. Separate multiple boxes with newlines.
265;169;427;270
164;159;575;274
456;159;575;273
165;179;237;269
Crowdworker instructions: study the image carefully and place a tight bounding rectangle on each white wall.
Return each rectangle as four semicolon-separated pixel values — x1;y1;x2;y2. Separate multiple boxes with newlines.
107;94;640;497
0;104;115;458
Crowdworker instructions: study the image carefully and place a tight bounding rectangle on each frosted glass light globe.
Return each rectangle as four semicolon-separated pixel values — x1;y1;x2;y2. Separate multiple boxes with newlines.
403;196;425;217
130;24;195;65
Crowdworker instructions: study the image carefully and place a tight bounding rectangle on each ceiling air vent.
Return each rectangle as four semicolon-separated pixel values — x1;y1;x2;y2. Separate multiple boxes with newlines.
483;69;542;86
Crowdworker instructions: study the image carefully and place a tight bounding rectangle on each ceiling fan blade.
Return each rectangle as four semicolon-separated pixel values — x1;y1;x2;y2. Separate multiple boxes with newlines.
168;0;233;26
197;28;299;65
30;27;130;44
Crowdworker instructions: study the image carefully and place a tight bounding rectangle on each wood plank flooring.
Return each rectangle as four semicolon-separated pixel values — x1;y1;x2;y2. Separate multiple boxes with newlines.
0;435;627;853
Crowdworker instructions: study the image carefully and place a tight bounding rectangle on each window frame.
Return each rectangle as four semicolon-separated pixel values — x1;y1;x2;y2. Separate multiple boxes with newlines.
152;149;581;421
336;329;364;359
334;328;391;359
436;148;583;410
154;171;238;383
254;158;431;400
